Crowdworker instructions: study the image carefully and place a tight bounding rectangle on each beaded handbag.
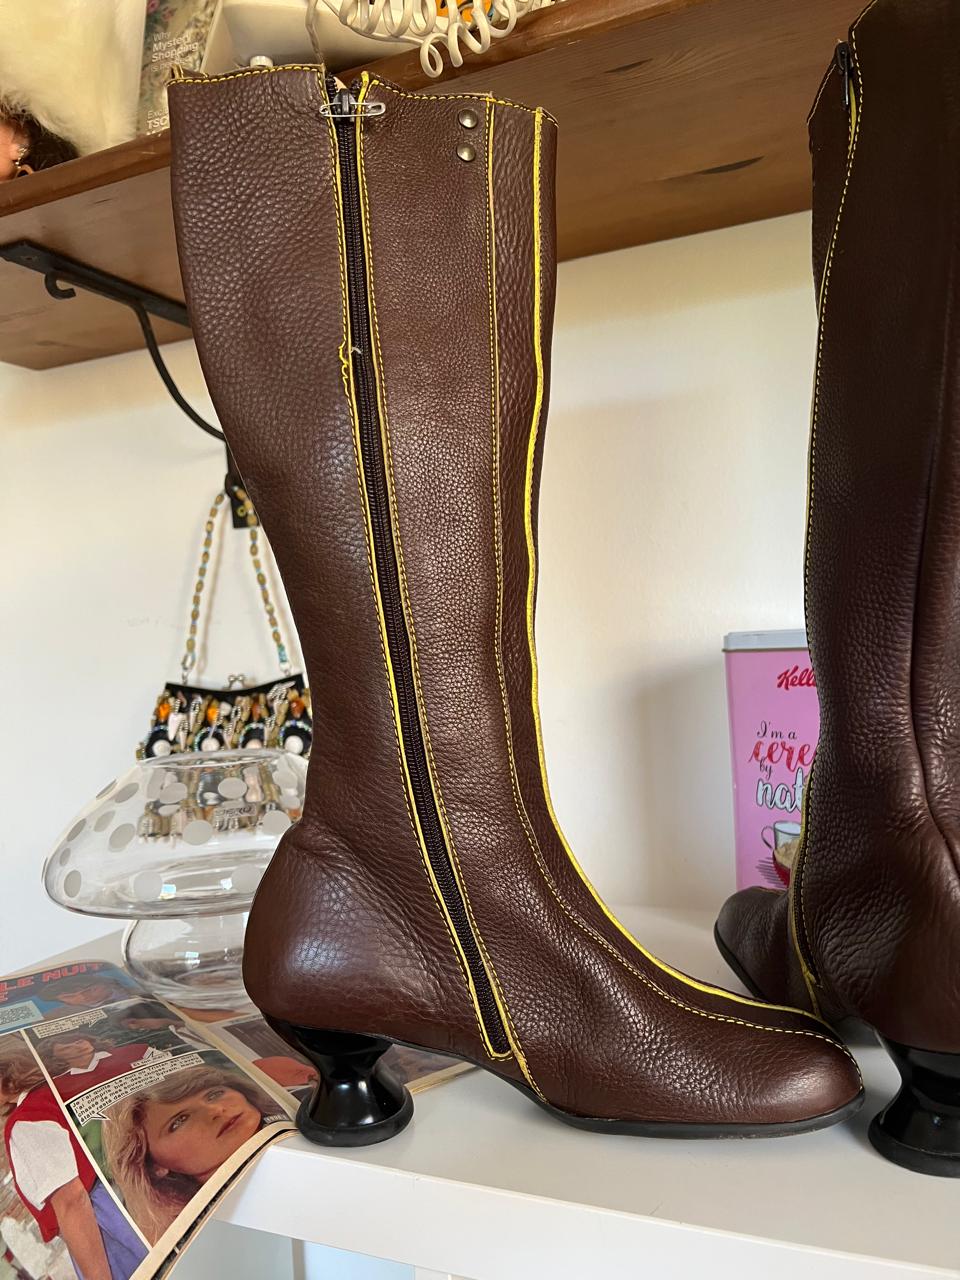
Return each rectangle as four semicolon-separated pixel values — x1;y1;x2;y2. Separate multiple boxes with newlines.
138;487;312;760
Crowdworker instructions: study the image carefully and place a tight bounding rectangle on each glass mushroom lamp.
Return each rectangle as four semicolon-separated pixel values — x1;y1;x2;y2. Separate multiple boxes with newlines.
43;750;306;1010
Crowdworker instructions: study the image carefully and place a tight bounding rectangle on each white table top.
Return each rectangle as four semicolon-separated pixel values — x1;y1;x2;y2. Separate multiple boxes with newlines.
20;909;960;1280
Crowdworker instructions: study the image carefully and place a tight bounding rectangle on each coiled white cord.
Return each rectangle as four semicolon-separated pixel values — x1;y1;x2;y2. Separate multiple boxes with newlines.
307;0;551;79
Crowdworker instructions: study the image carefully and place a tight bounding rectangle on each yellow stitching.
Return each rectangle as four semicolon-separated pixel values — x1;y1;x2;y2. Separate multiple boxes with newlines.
170;64;559;128
511;113;837;1037
349;416;499;1060
354;80;519;1066
485;107;548;1100
486;104;556;1103
357;79;533;1080
330;64;488;1054
169;64;322;86
795;0;876;1012
356;81;538;1086
484;115;859;1086
323;75;353;404
335;85;496;1059
363;72;558;126
328;77;500;1061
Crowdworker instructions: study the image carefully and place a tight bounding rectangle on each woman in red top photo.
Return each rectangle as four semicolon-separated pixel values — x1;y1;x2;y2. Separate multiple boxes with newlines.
1;1040;147;1280
40;1033;154;1103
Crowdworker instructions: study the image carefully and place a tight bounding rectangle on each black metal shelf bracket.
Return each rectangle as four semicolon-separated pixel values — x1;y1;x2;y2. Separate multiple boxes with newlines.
1;239;254;527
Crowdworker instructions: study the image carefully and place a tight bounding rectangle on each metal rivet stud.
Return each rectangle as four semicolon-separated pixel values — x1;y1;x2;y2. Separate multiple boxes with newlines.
458;108;479;129
457;143;476;163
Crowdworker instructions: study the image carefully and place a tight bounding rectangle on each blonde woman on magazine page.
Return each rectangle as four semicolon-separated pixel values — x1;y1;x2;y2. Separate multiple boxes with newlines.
101;1064;284;1244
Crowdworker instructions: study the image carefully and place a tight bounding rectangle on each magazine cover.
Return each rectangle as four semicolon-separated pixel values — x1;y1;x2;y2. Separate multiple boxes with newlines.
0;960;469;1279
137;0;218;135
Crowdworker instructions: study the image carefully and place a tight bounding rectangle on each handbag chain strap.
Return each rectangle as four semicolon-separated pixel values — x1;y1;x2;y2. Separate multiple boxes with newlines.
180;488;292;683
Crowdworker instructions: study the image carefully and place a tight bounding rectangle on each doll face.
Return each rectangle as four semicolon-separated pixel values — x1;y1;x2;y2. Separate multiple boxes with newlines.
0;119;29;182
143;1085;261;1182
53;1036;97;1069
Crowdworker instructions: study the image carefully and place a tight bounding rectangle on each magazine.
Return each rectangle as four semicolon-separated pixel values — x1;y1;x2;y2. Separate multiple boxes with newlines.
137;0;218;136
0;960;468;1279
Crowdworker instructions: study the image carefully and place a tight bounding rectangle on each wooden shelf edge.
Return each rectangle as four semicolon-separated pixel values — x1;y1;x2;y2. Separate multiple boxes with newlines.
342;0;688;92
0;0;632;226
0;0;841;372
0;132;171;220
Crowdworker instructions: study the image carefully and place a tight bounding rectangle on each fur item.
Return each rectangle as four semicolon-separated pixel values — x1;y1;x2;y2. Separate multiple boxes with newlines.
0;0;146;155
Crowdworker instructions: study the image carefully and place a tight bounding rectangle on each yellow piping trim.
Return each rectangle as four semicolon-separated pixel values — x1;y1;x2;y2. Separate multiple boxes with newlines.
485;119;849;1055
170;63;323;86
521;111;833;1025
365;73;557;125
321;73;353;402
485;103;551;1101
357;75;534;1077
355;78;540;1072
795;1;875;1013
350;430;506;1060
330;75;504;1061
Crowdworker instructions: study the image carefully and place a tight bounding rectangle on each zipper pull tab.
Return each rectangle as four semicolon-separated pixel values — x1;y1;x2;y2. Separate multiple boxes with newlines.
835;42;853;113
320;86;386;121
334;88;357;117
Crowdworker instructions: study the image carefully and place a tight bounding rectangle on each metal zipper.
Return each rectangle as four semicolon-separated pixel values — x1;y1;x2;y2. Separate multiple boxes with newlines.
835;42;853;113
327;80;510;1056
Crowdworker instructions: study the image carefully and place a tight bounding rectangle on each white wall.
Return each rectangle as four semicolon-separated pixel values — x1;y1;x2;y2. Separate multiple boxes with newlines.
0;210;817;975
541;212;816;909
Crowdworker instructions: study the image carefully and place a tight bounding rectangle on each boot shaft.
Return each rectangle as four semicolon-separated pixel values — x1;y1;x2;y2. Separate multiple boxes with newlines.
170;69;557;843
801;0;960;1044
170;68;560;1064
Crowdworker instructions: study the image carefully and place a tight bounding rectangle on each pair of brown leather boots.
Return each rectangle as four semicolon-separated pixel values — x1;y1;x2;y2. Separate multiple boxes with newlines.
168;0;960;1177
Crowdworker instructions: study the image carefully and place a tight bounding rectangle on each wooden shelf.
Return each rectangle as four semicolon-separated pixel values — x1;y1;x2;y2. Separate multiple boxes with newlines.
0;0;858;370
0;133;179;369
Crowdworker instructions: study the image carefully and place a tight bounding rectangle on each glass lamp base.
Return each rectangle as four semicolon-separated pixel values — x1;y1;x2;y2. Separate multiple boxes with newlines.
122;913;251;1012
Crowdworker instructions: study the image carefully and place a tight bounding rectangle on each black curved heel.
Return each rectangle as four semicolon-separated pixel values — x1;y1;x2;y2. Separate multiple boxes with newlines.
870;1037;960;1176
267;1021;413;1147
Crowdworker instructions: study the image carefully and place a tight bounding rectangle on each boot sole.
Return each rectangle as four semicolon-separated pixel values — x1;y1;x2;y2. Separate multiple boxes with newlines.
868;1037;960;1178
509;1071;863;1140
269;1017;864;1147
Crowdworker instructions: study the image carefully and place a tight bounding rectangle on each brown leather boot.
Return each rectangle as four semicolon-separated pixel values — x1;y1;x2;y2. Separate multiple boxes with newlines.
716;0;960;1176
169;67;861;1146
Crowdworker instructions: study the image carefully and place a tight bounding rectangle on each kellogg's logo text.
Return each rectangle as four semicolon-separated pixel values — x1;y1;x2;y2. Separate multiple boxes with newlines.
777;664;816;692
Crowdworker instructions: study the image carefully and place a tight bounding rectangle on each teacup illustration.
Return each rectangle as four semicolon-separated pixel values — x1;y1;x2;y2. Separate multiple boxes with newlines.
761;820;802;886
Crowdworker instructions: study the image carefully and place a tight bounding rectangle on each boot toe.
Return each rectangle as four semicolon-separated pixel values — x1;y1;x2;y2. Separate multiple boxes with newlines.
680;957;863;1130
742;1024;863;1129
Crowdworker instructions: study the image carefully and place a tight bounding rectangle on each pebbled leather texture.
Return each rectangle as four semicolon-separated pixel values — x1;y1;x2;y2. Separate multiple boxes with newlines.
169;67;860;1125
167;68;498;1072
717;0;960;1054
